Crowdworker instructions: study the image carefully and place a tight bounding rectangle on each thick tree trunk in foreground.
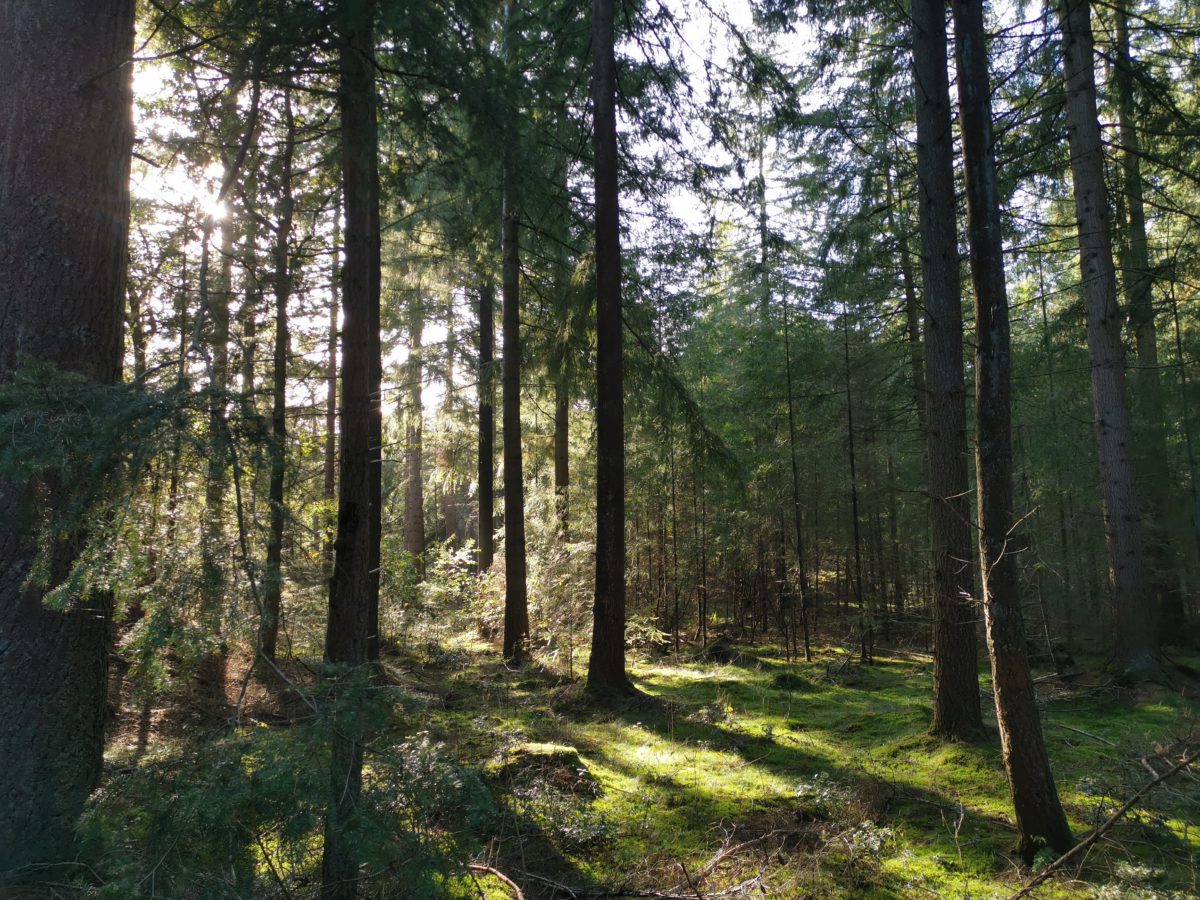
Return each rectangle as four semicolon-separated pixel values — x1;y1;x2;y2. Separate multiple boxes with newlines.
953;0;1073;861
262;95;296;662
588;0;632;695
1057;0;1155;672
501;188;529;661
909;0;984;739
478;280;496;572
0;0;134;872
322;1;380;894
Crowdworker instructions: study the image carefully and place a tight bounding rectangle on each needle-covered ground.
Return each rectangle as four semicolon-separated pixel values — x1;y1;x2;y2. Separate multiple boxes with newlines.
90;637;1199;899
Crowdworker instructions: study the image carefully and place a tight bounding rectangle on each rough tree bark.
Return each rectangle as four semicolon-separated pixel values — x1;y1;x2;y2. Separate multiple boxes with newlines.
587;0;633;695
0;0;134;871
953;0;1074;860
909;0;984;739
321;0;381;894
1057;0;1155;672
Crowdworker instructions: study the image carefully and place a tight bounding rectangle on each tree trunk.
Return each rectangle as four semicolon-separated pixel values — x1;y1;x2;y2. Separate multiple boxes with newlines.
1111;0;1186;643
910;0;984;738
239;185;259;404
1057;0;1155;672
1170;286;1200;564
501;185;529;661
782;297;810;660
953;0;1074;860
323;212;340;580
0;0;133;871
365;127;383;666
202;218;234;637
261;92;296;663
844;311;870;662
322;0;381;893
886;168;927;439
887;450;905;625
440;298;459;545
555;375;570;536
478;279;496;572
403;300;425;568
588;0;632;695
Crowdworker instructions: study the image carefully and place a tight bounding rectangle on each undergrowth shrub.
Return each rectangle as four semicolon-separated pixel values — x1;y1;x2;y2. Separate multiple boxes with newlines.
81;686;497;897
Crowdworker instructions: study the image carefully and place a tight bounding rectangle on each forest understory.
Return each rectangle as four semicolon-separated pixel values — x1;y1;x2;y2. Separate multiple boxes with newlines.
84;618;1199;900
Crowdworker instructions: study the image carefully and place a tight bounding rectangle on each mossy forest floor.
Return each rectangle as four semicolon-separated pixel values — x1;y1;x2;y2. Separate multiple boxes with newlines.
98;636;1200;899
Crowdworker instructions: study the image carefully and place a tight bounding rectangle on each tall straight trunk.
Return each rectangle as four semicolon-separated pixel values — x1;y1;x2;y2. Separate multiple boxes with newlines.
128;285;149;381
440;299;459;544
403;302;425;568
910;0;984;738
886;168;928;438
0;0;133;871
670;423;681;649
782;297;811;660
1112;1;1185;642
262;93;296;663
322;1;381;894
478;280;496;572
588;0;632;695
323;213;340;579
240;182;259;401
1057;0;1154;671
887;450;905;623
501;187;529;661
365;141;383;665
1170;286;1200;562
1039;262;1077;642
165;258;190;551
203;220;234;619
555;375;570;536
953;0;1073;860
844;311;870;662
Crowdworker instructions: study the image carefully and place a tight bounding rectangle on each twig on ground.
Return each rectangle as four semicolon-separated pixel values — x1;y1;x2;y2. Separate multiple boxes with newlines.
467;863;525;899
1046;721;1116;746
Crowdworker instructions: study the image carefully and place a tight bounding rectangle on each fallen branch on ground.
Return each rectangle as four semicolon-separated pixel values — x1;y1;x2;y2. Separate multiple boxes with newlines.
1009;746;1199;898
468;863;524;899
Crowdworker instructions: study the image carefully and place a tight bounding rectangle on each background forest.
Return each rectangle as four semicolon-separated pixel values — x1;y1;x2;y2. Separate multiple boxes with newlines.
1;0;1199;897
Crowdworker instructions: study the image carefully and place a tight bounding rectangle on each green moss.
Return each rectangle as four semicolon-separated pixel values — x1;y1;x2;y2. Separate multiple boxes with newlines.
421;640;1199;898
100;634;1197;897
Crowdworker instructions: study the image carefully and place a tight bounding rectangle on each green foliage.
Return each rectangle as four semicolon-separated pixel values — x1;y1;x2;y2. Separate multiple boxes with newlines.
82;681;497;898
0;361;191;609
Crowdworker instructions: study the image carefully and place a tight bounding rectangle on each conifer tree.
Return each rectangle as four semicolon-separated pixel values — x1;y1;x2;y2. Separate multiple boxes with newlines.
1057;0;1155;672
910;0;983;739
953;0;1073;859
588;0;632;695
